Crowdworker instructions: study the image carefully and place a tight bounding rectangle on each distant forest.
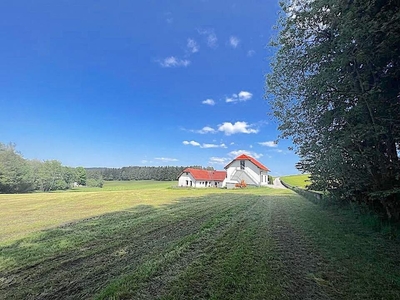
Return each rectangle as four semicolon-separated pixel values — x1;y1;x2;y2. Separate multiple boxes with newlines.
86;166;214;182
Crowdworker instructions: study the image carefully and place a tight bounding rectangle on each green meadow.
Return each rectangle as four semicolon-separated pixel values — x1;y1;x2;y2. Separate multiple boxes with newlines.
1;181;399;299
280;174;311;189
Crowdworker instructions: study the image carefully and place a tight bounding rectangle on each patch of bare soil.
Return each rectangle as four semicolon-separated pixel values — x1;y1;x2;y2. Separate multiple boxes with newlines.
270;210;331;300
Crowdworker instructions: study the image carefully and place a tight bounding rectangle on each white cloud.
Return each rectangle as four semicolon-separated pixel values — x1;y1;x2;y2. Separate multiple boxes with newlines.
155;157;178;162
197;28;218;48
183;140;226;149
238;91;252;101
218;121;259;136
229;36;240;48
202;99;215;106
203;143;227;149
187;38;199;53
225;91;253;103
209;157;229;165
193;126;216;134
183;140;201;147
259;141;278;147
158;56;191;68
247;50;255;57
228;150;263;159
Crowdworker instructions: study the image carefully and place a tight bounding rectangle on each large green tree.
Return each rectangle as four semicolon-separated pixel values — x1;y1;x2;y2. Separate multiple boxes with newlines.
267;0;400;219
0;143;33;193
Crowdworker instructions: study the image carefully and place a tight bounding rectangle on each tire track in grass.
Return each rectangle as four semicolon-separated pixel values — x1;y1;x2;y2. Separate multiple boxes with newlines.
0;195;242;300
95;195;259;299
151;196;285;300
267;196;330;300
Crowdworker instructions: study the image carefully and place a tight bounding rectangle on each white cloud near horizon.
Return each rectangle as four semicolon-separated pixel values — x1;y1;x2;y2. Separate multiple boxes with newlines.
187;38;199;53
259;141;278;147
202;99;215;106
218;121;258;135
229;36;240;48
158;56;190;68
225;91;253;103
183;140;227;149
155;157;179;162
197;28;218;48
228;150;263;159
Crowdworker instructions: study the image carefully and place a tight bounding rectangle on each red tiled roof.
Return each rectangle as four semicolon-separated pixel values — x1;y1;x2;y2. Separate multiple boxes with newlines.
179;168;226;181
224;154;270;171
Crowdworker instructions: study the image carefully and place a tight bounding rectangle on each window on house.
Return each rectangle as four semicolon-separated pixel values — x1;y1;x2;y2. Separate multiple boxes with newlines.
240;160;245;170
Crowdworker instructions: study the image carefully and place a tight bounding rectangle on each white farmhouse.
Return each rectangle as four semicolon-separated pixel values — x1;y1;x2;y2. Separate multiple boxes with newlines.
177;168;227;188
222;154;270;188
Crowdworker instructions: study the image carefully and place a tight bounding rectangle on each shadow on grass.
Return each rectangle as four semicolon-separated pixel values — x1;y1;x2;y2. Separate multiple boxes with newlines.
0;193;261;299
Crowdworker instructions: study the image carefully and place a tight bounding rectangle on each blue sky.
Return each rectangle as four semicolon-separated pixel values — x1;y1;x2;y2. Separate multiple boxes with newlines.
0;0;299;176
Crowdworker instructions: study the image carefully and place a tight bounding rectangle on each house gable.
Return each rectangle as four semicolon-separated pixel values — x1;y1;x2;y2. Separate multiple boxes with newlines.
223;154;270;187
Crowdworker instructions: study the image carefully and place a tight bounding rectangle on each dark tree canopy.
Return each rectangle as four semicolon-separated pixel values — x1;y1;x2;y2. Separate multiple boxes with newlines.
267;0;400;219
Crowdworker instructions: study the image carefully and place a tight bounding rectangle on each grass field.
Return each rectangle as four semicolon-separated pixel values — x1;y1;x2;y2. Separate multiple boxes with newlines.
280;174;311;188
1;181;399;299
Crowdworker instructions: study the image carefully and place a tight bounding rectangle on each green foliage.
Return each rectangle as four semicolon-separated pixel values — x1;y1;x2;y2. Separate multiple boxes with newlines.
75;167;87;186
88;166;186;181
268;175;274;185
0;143;34;193
267;0;400;219
0;143;101;193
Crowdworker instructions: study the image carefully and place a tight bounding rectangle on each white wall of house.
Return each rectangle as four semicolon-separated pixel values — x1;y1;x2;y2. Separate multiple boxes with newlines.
178;173;223;188
225;160;269;186
178;173;196;187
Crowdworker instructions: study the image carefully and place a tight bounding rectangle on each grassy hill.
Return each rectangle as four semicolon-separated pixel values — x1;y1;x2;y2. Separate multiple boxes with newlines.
280;174;311;188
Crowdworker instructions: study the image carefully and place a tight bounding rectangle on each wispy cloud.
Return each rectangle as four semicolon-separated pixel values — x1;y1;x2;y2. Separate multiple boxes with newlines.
247;50;255;57
218;121;258;135
192;126;216;134
229;36;240;48
187;38;199;53
183;140;201;147
202;99;215;106
203;143;227;149
197;28;218;48
183;140;226;149
158;56;191;68
209;157;229;165
141;159;153;164
225;91;253;103
164;12;173;24
258;141;278;147
155;157;178;162
228;150;263;159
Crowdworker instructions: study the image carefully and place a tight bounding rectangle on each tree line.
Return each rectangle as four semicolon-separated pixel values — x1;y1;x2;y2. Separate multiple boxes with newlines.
86;166;213;182
0;143;100;193
0;142;212;193
267;0;400;219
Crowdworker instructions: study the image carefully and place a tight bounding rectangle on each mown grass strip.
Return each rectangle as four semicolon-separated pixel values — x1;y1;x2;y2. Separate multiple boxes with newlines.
274;194;400;300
